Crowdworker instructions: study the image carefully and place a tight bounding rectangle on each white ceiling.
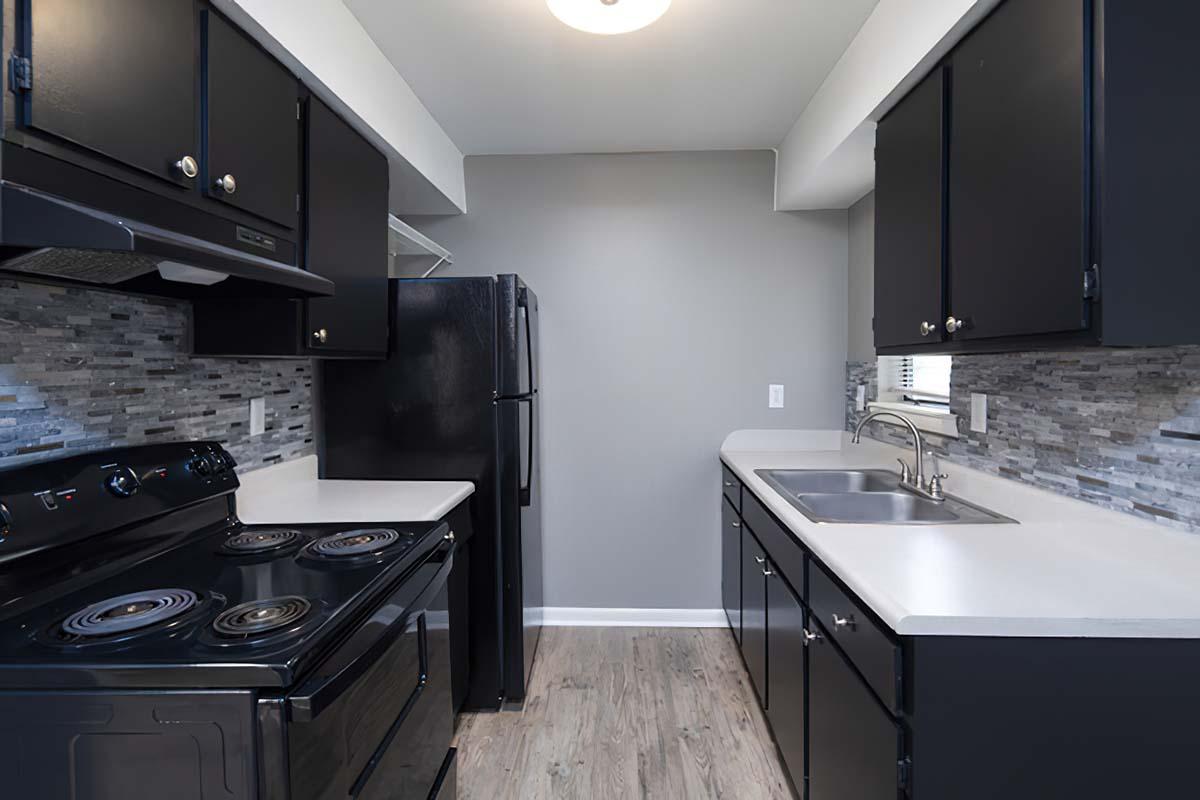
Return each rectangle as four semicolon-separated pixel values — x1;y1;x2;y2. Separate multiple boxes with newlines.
342;0;880;156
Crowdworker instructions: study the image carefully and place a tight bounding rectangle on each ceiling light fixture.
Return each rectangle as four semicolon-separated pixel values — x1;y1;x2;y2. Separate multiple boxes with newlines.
547;0;672;35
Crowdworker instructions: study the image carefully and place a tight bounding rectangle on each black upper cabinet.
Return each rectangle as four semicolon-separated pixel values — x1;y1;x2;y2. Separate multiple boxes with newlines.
22;0;198;188
202;11;300;229
876;0;1200;353
947;0;1087;341
305;98;388;355
874;67;946;349
193;97;389;358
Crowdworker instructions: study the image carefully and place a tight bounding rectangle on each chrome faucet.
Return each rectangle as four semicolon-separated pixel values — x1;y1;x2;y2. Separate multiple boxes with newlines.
851;411;947;502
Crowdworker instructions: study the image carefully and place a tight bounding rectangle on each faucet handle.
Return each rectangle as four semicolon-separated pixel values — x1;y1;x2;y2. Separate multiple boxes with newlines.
927;473;949;499
896;458;913;484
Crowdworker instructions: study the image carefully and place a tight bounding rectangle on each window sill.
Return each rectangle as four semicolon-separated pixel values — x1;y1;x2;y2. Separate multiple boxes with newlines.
865;401;960;439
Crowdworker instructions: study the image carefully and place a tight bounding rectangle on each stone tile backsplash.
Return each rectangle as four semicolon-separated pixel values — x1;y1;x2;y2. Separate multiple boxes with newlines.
846;349;1200;533
0;279;314;471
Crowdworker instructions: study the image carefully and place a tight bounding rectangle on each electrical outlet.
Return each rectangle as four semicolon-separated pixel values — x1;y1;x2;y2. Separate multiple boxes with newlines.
249;397;266;436
769;384;785;409
856;384;867;411
970;393;988;434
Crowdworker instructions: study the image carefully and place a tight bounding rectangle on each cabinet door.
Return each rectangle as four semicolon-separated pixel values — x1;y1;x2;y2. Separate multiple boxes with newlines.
203;11;299;228
740;530;768;707
305;98;389;355
23;0;197;187
808;620;902;800
766;570;807;791
947;0;1087;341
874;67;946;348
721;498;741;643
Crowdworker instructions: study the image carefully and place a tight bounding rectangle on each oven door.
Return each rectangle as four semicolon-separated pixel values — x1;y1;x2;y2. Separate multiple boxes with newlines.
282;543;455;800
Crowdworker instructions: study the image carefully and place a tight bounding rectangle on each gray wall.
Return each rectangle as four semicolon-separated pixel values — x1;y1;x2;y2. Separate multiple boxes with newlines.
0;278;314;471
847;192;875;362
415;151;848;609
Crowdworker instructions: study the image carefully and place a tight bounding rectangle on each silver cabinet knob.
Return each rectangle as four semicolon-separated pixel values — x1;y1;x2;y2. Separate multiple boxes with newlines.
723;481;735;487
443;530;456;543
802;628;823;646
754;556;766;565
762;564;774;577
919;320;937;337
312;328;328;344
731;521;740;528
175;155;198;179
945;316;966;333
215;173;237;194
832;613;857;631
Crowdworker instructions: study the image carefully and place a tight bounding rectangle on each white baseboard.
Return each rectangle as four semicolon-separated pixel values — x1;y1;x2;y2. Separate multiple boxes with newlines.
541;607;727;628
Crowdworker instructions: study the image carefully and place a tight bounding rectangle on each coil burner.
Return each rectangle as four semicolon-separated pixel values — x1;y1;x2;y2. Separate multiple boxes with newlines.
212;596;312;638
59;589;200;640
305;528;406;559
220;528;303;555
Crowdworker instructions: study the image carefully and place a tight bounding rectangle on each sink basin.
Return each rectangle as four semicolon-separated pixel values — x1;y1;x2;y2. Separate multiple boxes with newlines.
754;468;1015;525
796;492;960;523
759;469;899;495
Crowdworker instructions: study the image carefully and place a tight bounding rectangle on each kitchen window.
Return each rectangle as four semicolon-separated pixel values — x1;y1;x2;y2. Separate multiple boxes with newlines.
871;355;958;437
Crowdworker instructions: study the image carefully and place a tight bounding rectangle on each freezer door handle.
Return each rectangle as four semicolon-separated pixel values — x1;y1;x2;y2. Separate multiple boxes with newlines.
518;287;535;396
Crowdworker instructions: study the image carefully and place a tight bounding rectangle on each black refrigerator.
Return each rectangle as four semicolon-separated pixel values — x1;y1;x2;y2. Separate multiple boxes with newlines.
320;275;543;710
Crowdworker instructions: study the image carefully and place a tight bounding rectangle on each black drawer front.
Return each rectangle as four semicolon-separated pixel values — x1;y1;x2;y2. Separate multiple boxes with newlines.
742;490;805;599
721;464;741;511
809;561;901;713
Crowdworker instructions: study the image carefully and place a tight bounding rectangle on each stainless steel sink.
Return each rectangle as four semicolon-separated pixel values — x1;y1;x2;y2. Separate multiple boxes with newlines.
755;469;1015;525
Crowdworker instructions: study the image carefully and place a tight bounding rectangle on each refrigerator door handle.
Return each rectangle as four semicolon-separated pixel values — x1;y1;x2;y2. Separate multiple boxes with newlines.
519;395;534;507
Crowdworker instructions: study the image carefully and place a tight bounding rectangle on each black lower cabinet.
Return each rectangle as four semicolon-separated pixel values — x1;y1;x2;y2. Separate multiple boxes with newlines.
765;570;807;795
741;529;768;707
722;498;741;643
807;619;903;800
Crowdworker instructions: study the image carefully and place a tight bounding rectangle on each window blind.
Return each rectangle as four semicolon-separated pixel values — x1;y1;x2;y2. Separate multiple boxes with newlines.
893;355;951;403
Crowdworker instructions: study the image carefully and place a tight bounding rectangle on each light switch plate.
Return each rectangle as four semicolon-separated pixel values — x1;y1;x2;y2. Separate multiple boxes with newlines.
970;393;988;434
249;397;266;436
769;384;785;409
856;384;867;411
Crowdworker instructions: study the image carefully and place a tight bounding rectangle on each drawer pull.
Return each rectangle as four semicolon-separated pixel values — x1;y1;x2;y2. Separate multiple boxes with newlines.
832;613;857;631
802;628;822;646
731;521;741;528
723;481;735;487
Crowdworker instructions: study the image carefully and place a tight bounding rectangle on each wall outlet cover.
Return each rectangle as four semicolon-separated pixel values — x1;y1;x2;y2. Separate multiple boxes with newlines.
769;384;785;409
970;393;988;434
249;397;266;436
856;384;867;411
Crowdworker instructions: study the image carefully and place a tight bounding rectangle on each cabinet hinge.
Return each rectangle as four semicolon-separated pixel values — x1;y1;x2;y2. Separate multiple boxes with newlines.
8;54;31;92
1083;263;1100;300
897;756;913;793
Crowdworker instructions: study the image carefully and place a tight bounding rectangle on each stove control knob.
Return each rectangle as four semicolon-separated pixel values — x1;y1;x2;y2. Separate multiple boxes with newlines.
190;456;213;477
205;453;225;474
0;502;11;536
106;467;141;498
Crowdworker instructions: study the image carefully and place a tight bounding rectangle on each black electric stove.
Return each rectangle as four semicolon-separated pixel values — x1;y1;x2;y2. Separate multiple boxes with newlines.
0;442;458;800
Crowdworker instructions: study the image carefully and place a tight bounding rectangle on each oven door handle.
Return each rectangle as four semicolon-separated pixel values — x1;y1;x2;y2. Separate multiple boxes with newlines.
287;544;453;723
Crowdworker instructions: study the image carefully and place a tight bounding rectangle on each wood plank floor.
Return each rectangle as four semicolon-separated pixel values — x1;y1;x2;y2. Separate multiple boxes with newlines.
453;627;794;799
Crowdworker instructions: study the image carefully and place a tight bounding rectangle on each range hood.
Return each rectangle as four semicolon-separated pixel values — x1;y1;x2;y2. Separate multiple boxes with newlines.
0;182;333;297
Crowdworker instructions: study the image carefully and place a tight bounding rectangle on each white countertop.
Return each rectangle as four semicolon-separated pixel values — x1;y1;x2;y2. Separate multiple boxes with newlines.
721;430;1200;638
235;456;474;525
